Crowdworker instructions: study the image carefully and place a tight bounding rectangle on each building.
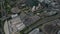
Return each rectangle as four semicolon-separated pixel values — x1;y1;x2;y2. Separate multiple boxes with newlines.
11;14;18;18
29;28;44;34
38;0;44;2
23;15;40;26
25;0;39;7
43;10;57;16
4;15;26;34
31;6;36;12
38;0;51;4
4;20;10;34
11;7;20;13
19;12;27;21
9;16;26;32
20;12;40;26
58;30;60;34
29;28;40;34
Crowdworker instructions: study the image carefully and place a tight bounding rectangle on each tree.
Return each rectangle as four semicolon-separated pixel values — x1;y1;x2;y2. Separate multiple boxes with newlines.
5;0;11;14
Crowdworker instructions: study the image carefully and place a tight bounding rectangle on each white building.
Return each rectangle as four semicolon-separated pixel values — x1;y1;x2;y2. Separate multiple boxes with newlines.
4;20;10;34
10;16;26;31
31;6;36;12
29;28;40;34
15;23;25;31
11;14;18;18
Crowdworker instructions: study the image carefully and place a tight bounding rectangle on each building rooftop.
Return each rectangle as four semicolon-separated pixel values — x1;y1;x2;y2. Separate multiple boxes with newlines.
7;16;26;34
23;15;40;26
